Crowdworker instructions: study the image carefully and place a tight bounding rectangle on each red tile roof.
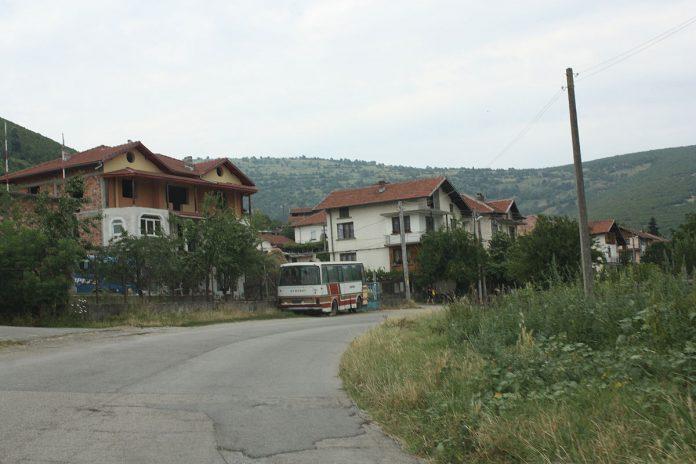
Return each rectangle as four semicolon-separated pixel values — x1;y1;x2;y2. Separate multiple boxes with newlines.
260;233;294;247
290;207;313;215
291;210;326;227
0;141;255;188
461;194;495;213
103;168;258;193
589;219;616;235
486;198;515;213
315;177;447;210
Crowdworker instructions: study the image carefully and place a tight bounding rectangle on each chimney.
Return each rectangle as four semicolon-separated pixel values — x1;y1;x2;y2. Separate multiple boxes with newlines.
183;156;194;171
476;192;485;201
377;180;388;193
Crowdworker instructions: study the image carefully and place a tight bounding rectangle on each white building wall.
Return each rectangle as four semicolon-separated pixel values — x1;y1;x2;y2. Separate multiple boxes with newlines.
294;224;325;244
101;207;171;245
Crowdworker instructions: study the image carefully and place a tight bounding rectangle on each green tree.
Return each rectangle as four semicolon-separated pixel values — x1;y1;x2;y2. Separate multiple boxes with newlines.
486;231;516;290
416;228;484;294
648;217;660;236
508;215;593;285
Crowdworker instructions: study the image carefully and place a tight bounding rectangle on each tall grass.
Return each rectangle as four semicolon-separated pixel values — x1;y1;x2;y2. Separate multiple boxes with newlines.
340;266;696;463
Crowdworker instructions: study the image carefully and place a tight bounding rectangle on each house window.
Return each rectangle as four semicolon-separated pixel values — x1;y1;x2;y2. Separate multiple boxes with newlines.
425;216;434;232
392;247;407;266
28;186;40;194
167;185;188;211
122;179;134;198
450;218;457;229
337;222;354;240
340;252;356;262
216;166;223;177
392;215;411;234
449;203;454;213
310;230;317;241
111;219;125;237
491;220;499;235
338;207;350;218
140;215;162;236
126;152;135;163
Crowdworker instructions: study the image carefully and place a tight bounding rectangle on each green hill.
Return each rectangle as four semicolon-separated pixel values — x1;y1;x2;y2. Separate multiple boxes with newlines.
231;146;696;232
0;117;76;173
1;116;692;233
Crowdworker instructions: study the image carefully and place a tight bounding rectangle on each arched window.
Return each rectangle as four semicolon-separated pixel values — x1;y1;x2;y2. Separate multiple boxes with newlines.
216;166;223;177
112;219;125;237
140;215;162;236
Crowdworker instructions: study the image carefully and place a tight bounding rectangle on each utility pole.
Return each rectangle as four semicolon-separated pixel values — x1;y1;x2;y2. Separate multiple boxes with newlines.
566;67;594;298
4;121;9;192
398;201;411;300
472;213;483;303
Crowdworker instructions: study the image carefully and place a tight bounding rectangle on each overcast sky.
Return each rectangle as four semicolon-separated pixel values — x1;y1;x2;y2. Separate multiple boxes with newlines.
1;0;694;169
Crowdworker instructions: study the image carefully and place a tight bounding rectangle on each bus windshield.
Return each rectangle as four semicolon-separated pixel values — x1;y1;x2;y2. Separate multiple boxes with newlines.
279;265;321;286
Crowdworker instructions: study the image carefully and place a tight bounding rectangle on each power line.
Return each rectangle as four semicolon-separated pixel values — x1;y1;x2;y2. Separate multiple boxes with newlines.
577;14;696;80
486;87;565;168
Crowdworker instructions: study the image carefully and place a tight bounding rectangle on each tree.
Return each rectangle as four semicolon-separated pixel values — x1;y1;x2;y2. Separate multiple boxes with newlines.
486;231;517;291
507;215;596;286
648;217;660;236
179;194;262;299
416;228;484;294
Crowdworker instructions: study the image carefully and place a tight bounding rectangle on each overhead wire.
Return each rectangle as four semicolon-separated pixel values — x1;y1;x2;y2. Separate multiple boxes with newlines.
485;12;696;166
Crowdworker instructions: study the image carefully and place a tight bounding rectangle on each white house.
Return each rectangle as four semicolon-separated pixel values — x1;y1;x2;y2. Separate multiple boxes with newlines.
461;193;526;246
313;177;472;271
589;219;627;264
290;210;327;244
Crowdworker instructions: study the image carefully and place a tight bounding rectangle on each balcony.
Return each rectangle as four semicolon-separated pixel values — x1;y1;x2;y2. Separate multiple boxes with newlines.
385;232;424;246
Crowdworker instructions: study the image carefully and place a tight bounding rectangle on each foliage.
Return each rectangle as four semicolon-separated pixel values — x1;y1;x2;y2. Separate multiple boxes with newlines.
416;228;485;293
648;216;660;236
644;212;696;275
340;267;696;463
507;215;598;286
7;114;695;232
486;231;516;290
0;189;86;321
281;239;326;253
225;145;696;232
0;117;76;172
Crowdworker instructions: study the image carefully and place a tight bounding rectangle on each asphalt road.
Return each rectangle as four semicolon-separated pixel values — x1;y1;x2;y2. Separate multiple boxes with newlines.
0;309;428;464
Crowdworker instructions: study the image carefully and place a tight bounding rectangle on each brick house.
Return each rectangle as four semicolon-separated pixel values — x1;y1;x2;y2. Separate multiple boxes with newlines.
0;141;257;246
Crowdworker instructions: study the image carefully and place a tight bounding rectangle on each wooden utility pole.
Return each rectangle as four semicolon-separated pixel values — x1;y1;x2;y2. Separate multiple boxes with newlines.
398;201;411;300
566;67;594;297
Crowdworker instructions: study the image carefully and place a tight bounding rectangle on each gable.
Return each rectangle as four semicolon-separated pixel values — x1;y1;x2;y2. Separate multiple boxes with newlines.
201;165;242;185
103;149;163;174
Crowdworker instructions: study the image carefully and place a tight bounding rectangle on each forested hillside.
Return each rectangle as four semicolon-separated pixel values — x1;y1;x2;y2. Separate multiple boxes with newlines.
231;145;696;232
0;117;76;172
2;116;693;233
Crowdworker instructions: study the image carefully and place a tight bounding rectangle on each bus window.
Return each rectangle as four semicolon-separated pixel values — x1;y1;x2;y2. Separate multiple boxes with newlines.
279;265;321;286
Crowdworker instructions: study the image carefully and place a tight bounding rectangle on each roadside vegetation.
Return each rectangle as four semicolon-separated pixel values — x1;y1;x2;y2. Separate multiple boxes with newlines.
0;182;274;326
341;266;695;463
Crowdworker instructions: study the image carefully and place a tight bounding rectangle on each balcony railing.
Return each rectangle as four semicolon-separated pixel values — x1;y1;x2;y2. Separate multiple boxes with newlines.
385;232;423;246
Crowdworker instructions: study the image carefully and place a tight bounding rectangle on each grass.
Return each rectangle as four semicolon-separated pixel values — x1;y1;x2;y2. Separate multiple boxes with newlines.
6;305;297;328
0;340;24;350
340;266;696;463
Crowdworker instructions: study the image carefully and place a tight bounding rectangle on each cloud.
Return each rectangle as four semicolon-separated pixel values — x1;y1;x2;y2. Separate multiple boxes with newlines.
0;0;694;168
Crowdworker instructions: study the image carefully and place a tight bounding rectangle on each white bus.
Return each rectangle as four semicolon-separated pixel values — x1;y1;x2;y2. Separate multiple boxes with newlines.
277;261;368;315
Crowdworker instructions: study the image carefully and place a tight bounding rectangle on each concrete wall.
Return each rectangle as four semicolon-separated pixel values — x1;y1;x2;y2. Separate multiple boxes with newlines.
294;224;324;244
201;165;242;185
103;149;161;173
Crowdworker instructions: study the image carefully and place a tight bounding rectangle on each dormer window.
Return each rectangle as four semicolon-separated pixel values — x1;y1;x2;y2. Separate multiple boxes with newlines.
216;166;223;177
126;152;135;163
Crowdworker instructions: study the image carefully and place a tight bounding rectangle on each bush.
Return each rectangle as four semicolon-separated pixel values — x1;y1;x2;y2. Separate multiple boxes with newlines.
340;267;696;463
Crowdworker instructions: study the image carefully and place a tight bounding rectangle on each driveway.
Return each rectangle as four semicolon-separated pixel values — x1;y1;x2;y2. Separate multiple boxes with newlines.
0;309;430;463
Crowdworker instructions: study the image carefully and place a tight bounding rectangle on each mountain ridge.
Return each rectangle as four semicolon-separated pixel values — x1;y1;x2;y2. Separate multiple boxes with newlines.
2;116;693;232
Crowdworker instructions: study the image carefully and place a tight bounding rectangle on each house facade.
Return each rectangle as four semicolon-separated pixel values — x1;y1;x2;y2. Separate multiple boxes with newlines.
0;141;257;245
314;177;472;271
290;210;327;244
461;193;525;246
589;219;627;264
619;227;667;263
